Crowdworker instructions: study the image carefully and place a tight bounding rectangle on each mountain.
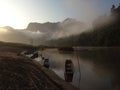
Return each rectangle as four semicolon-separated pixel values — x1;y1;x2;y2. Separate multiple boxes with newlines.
0;18;88;46
26;22;60;33
0;26;43;45
3;26;14;30
62;18;81;25
0;27;30;44
26;18;87;39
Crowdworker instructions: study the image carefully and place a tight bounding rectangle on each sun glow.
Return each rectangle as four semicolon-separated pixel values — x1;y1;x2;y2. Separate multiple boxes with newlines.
0;1;24;29
0;28;8;33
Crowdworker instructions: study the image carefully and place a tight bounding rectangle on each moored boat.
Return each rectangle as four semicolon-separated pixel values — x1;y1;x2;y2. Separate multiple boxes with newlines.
43;59;50;68
64;59;74;82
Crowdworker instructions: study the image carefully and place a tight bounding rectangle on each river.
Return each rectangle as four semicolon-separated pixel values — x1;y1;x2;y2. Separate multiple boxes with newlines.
35;48;120;90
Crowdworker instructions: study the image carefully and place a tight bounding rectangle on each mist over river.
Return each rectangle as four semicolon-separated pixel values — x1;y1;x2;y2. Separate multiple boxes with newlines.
35;48;120;90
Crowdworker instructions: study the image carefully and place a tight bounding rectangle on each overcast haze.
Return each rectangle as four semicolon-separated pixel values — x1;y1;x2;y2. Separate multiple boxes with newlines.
0;0;119;29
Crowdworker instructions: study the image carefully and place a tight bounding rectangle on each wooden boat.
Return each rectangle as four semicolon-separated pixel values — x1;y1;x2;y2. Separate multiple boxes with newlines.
30;51;39;59
43;59;50;68
64;59;74;82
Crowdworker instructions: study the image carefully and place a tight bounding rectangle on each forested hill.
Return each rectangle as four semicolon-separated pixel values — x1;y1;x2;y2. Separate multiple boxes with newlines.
47;4;120;47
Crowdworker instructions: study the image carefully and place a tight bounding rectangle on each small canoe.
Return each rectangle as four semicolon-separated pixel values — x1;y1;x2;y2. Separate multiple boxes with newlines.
64;59;74;82
43;59;50;68
31;52;39;59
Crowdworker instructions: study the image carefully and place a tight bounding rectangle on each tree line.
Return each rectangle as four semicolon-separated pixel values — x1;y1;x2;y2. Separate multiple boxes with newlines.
47;4;120;47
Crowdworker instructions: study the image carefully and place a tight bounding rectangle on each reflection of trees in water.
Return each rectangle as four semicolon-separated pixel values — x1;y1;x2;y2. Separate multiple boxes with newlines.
77;48;120;90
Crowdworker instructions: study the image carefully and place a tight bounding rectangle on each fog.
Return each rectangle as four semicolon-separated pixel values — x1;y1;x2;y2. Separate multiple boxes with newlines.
63;0;108;24
0;15;115;45
0;0;117;45
0;27;44;45
48;18;89;39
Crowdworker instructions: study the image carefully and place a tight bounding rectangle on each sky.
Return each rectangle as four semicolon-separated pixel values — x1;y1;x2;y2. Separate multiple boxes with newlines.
0;0;119;29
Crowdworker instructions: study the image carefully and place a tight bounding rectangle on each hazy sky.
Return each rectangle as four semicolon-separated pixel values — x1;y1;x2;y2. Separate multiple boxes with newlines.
0;0;119;29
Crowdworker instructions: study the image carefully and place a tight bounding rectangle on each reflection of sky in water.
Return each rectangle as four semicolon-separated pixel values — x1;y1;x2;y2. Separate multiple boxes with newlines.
52;69;64;79
34;49;120;90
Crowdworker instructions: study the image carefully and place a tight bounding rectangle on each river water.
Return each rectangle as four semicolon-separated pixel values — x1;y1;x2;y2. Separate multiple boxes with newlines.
35;48;120;90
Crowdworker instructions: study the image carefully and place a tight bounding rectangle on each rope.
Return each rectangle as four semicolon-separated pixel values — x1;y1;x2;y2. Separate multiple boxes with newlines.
75;52;81;89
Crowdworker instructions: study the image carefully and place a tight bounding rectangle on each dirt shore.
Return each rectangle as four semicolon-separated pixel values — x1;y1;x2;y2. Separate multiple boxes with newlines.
0;46;78;90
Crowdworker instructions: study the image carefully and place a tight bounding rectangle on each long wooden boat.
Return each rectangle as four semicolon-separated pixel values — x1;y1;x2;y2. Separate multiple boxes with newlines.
64;59;74;82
